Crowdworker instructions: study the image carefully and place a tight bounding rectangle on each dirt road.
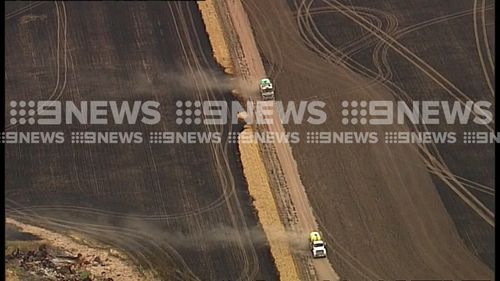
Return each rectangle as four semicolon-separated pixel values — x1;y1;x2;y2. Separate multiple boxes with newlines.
268;107;339;281
225;1;339;280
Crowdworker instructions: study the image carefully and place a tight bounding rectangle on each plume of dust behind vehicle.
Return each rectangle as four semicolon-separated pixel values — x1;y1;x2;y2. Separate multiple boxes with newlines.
142;69;260;100
118;217;308;252
84;68;259;100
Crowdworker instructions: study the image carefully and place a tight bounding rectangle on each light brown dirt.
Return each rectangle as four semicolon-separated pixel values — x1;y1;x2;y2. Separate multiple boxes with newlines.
6;218;148;281
223;1;340;280
5;269;20;281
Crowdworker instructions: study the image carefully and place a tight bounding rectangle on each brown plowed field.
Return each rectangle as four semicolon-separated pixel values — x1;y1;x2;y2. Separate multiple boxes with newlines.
242;0;494;280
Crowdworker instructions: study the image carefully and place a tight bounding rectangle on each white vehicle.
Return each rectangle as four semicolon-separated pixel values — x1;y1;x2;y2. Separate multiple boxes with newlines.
309;231;327;258
259;78;275;101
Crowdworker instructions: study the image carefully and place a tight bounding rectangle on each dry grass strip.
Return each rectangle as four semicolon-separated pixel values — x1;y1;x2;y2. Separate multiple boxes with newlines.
197;0;234;74
238;126;301;281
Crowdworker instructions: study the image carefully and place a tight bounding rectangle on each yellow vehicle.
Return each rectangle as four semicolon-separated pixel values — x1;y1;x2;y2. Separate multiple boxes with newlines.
309;231;327;258
309;231;322;242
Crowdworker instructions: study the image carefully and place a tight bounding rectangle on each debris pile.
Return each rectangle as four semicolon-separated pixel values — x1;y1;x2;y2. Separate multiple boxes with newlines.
6;244;115;281
6;218;146;280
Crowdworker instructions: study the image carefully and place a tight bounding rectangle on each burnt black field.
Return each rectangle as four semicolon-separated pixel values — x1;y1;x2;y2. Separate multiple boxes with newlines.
5;2;277;280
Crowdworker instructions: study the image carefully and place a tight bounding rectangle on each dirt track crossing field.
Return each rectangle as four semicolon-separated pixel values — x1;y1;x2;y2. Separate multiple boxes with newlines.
217;1;340;279
5;2;278;280
242;0;494;280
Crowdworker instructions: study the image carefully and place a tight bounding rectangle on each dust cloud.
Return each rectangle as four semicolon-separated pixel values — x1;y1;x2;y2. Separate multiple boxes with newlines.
162;225;308;251
120;218;306;251
153;69;260;99
72;69;260;100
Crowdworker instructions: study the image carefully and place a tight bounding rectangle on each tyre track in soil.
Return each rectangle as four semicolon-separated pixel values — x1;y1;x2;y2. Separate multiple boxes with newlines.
293;0;494;269
322;0;495;134
168;2;262;279
5;1;45;21
238;0;493;280
294;0;494;233
5;2;277;280
6;1;68;131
